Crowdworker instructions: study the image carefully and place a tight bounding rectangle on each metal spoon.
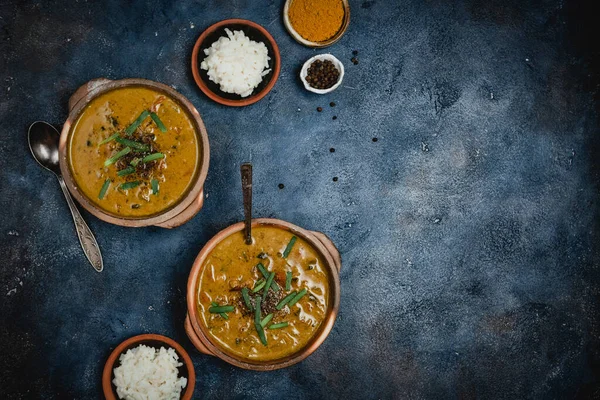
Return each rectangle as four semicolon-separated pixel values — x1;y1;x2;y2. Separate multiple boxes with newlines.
240;163;253;245
28;121;104;272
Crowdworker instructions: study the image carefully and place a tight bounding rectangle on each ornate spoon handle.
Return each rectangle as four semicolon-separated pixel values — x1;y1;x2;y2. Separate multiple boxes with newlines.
57;176;104;272
240;163;253;245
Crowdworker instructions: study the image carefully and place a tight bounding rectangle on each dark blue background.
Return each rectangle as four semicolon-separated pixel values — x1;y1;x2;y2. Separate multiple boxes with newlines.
1;0;599;398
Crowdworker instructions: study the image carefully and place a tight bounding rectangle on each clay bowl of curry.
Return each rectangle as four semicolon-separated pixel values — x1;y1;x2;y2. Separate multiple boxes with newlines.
185;218;341;370
58;78;210;228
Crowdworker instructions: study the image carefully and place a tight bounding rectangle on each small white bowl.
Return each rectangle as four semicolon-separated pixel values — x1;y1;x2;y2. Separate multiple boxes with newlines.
300;54;345;95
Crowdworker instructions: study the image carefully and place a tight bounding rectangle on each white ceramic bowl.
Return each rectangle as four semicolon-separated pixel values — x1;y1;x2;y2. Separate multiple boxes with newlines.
300;54;345;95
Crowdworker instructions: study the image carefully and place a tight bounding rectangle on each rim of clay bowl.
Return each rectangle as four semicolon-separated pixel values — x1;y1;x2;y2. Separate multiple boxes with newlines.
102;334;196;400
191;19;281;107
186;218;341;371
283;0;351;48
300;54;345;94
59;78;210;228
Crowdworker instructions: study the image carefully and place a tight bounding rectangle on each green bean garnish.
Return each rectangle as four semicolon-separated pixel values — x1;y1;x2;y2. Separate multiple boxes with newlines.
119;181;140;190
260;313;273;328
255;321;267;346
142;152;165;163
115;137;150;151
130;157;141;167
104;147;131;166
282;236;297;258
254;296;262;326
268;322;289;330
98;179;110;199
210;302;230;319
98;133;119;145
151;178;159;195
117;166;136;176
251;279;266;293
150;112;167;132
262;272;275;303
209;305;235;313
125;110;150;135
241;287;253;312
275;291;297;310
287;288;308;307
257;263;280;292
285;271;292;291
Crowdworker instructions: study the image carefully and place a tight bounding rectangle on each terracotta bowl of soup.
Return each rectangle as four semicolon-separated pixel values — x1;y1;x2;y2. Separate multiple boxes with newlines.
58;78;210;228
185;218;341;370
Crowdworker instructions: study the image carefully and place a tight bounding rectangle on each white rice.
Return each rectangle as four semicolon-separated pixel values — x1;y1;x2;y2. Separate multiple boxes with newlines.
200;28;271;97
112;344;187;400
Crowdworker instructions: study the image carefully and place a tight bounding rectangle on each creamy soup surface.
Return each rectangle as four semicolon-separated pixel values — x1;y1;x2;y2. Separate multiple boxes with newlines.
69;86;199;217
197;226;330;361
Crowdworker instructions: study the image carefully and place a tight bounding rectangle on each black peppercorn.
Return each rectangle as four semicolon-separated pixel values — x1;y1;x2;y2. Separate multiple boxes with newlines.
333;177;339;182
330;148;335;153
278;183;285;189
317;107;323;112
305;59;340;90
351;57;359;65
372;137;378;142
332;116;337;120
330;102;336;107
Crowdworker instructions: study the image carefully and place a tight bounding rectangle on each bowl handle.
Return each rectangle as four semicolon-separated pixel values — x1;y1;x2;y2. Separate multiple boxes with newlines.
184;313;214;356
68;78;113;112
154;189;204;229
310;231;341;272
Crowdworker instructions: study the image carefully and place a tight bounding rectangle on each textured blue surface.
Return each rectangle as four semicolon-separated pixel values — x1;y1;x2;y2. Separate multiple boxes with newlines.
1;0;600;398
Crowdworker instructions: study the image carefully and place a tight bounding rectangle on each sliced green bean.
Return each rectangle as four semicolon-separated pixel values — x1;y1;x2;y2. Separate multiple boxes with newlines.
98;179;111;199
255;321;267;346
262;272;275;303
241;287;253;312
268;322;289;330
257;263;280;292
254;296;262;326
208;305;235;313
98;133;120;145
119;181;140;190
282;236;297;258
275;291;297;310
117;166;136;177
125;110;150;135
285;271;292;291
210;302;229;319
142;152;165;163
115;137;150;151
104;147;131;166
150;112;167;132
251;279;266;293
260;313;273;328
151;178;159;195
130;157;141;167
287;288;308;307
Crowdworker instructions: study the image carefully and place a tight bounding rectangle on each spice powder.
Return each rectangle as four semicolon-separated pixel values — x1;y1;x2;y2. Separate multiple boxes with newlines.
288;0;345;43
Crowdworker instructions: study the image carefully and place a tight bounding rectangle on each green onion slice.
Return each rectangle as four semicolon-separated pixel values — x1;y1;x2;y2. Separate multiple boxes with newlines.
282;236;297;258
117;166;136;177
125;110;150;135
287;288;308;307
275;292;297;310
98;133;120;145
142;152;165;163
150;112;167;132
262;272;275;303
115;137;150;151
285;271;292;291
151;178;159;195
119;181;140;190
104;147;131;166
98;179;111;199
268;322;289;330
260;313;273;328
209;305;235;313
241;287;253;312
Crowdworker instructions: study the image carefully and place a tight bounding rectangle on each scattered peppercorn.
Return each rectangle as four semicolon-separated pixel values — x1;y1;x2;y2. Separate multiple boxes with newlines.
330;148;335;153
332;116;337;120
353;50;358;56
351;57;359;65
278;183;285;189
372;137;378;142
305;59;340;90
317;107;323;112
333;177;338;182
330;102;336;107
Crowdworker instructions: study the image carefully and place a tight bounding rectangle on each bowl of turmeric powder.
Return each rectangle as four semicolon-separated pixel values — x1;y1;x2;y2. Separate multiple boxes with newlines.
283;0;350;48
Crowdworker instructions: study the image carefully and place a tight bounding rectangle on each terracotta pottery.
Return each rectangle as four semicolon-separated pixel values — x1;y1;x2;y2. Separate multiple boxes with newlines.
185;218;341;370
58;78;210;228
191;19;281;107
283;0;351;48
102;334;196;400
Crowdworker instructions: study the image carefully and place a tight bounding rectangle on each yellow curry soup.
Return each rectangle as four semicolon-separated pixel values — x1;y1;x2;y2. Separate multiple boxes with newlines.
68;86;200;218
197;226;330;361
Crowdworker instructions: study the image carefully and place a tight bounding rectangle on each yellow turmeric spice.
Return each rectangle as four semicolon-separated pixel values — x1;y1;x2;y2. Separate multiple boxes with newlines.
288;0;345;43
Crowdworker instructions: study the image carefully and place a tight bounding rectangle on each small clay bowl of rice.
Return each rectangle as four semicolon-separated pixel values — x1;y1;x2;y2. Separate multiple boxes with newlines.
191;19;281;107
102;334;195;400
